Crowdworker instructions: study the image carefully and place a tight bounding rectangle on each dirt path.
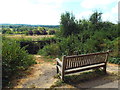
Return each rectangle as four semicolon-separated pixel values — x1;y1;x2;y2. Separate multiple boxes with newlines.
22;63;57;88
13;55;58;88
107;63;119;74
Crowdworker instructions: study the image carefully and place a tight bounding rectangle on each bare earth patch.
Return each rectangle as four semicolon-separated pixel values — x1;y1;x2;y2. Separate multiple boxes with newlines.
13;55;58;88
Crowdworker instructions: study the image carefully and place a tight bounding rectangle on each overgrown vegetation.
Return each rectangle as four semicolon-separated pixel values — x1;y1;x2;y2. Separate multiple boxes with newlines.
39;11;119;64
2;37;36;87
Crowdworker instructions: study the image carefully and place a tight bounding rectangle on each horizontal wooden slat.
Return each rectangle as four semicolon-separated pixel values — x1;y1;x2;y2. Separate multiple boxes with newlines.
65;64;105;74
65;52;108;69
65;62;105;70
66;51;109;58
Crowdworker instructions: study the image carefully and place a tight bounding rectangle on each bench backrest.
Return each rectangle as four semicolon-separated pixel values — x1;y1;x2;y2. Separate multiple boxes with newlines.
62;52;109;70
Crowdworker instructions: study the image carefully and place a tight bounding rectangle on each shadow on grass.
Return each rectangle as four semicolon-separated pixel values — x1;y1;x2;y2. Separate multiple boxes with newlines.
53;69;119;89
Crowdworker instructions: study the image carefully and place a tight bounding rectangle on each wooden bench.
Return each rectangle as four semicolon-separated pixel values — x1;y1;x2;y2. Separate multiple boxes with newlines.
56;51;110;80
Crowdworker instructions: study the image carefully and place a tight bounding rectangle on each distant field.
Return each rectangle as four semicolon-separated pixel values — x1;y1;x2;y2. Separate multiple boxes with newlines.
4;34;54;40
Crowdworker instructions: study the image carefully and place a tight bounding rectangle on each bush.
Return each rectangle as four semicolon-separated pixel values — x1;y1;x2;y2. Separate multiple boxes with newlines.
38;44;60;56
2;38;36;87
108;58;120;64
38;35;83;56
41;30;48;35
28;31;33;35
58;35;83;55
49;30;56;35
23;31;29;35
33;30;41;35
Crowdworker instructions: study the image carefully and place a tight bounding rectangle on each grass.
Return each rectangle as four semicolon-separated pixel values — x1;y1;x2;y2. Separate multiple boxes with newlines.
41;56;56;63
50;80;65;88
4;34;54;41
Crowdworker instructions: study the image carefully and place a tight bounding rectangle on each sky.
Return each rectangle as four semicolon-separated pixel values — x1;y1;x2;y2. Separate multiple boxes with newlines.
0;0;119;25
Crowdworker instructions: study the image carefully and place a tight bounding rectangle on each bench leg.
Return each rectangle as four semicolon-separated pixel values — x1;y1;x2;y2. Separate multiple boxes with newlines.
103;65;107;74
61;73;64;81
56;66;59;74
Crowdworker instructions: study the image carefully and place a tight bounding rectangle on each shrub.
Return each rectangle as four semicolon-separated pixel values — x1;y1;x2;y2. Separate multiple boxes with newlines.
49;30;56;35
33;30;41;35
2;38;36;87
23;31;29;35
28;31;33;35
108;58;120;64
38;44;60;56
58;35;83;55
41;30;48;35
83;39;98;53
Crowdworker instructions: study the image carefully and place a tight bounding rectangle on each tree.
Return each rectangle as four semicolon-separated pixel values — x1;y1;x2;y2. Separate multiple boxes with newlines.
60;12;79;37
41;30;47;35
28;31;33;35
34;30;41;35
89;11;102;30
49;30;56;35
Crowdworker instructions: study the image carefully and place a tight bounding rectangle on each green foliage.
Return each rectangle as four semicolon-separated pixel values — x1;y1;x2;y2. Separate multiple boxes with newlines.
38;44;60;56
58;35;83;55
108;58;120;64
89;11;102;30
104;37;120;58
2;38;36;87
2;25;59;35
60;12;79;37
49;30;56;35
39;11;119;65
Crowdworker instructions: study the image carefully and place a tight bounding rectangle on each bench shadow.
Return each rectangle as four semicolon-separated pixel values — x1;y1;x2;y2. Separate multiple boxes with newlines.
63;69;118;89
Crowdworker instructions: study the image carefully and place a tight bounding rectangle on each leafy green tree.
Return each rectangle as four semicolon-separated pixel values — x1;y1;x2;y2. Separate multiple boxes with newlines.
49;30;56;35
78;19;92;31
28;31;33;35
60;12;79;37
89;11;102;30
34;30;41;35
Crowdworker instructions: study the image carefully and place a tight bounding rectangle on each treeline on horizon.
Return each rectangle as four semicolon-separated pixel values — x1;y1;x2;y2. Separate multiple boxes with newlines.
1;24;59;28
1;24;59;35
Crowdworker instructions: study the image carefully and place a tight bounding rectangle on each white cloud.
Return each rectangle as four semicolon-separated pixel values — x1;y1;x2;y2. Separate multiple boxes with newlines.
81;0;117;9
111;4;118;14
0;0;118;24
76;11;93;20
80;0;118;23
102;4;118;23
0;0;62;25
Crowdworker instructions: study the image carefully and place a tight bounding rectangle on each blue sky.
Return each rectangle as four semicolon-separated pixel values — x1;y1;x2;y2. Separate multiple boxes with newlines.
0;0;118;25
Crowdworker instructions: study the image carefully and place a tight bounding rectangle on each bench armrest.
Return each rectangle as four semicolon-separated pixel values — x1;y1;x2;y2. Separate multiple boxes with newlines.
56;58;62;66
